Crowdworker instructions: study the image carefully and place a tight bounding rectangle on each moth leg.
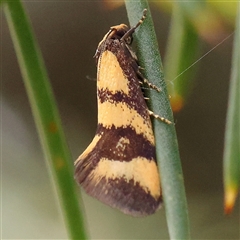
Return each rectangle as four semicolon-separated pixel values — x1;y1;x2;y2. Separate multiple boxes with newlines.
148;110;172;124
137;68;161;92
142;79;161;92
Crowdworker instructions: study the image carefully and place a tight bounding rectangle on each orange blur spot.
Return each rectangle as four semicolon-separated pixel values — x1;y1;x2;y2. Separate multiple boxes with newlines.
48;121;58;133
103;0;124;9
170;94;184;113
224;186;239;215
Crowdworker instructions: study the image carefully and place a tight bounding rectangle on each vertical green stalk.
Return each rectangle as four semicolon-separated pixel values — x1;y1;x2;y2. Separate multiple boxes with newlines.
4;1;88;239
164;3;199;113
125;1;190;239
223;2;240;215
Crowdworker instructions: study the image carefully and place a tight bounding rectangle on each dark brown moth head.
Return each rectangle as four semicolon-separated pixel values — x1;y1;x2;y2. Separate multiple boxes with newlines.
94;24;133;62
109;24;132;44
94;9;147;63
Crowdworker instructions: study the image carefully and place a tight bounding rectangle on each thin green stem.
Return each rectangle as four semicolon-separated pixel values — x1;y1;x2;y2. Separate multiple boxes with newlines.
125;1;190;239
223;2;240;214
4;1;88;239
164;3;199;112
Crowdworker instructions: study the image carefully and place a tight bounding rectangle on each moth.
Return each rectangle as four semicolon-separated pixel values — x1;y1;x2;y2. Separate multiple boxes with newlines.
75;10;168;217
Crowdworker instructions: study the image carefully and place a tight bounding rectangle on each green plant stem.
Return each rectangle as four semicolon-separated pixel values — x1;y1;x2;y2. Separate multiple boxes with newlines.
223;2;240;213
164;3;199;112
4;1;87;239
125;1;190;240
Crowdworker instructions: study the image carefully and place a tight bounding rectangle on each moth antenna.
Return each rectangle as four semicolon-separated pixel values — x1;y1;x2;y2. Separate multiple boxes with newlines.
121;9;147;42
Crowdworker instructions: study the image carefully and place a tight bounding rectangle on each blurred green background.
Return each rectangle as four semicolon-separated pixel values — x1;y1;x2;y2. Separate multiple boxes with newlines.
2;1;239;239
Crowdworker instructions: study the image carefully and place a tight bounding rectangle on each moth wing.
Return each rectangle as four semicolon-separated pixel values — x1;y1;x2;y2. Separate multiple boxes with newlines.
75;38;162;217
74;127;162;217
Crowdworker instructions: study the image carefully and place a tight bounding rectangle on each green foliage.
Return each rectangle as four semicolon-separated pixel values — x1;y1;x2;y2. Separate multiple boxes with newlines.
223;2;240;214
4;1;88;239
164;3;199;112
3;0;239;239
125;1;190;240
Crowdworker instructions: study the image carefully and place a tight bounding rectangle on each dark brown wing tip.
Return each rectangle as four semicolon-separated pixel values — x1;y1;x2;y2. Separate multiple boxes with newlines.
75;163;162;217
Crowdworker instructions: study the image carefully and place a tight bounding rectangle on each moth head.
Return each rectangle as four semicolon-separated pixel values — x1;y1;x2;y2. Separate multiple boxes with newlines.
108;24;133;45
94;10;147;62
94;24;133;61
